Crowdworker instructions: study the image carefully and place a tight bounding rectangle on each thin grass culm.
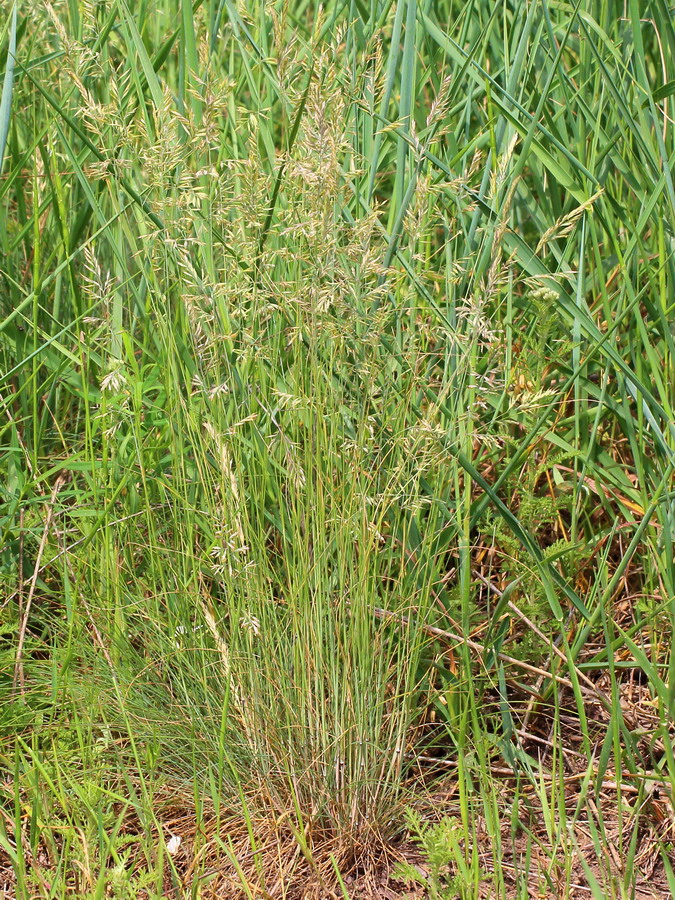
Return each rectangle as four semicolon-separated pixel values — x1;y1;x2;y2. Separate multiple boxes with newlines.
1;1;675;898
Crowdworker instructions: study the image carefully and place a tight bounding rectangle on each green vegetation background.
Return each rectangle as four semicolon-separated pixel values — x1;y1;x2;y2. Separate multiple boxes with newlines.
0;0;674;896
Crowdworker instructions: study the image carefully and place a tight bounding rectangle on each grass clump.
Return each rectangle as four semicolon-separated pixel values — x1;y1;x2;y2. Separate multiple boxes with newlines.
1;0;675;897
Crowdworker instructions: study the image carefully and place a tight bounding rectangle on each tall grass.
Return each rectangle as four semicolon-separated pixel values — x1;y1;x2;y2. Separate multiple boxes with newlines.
1;0;674;896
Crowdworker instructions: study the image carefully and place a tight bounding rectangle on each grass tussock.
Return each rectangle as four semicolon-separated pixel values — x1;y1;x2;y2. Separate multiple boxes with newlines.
1;0;675;897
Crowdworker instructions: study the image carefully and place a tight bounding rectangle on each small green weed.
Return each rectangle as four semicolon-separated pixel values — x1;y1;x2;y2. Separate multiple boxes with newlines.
393;808;485;899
